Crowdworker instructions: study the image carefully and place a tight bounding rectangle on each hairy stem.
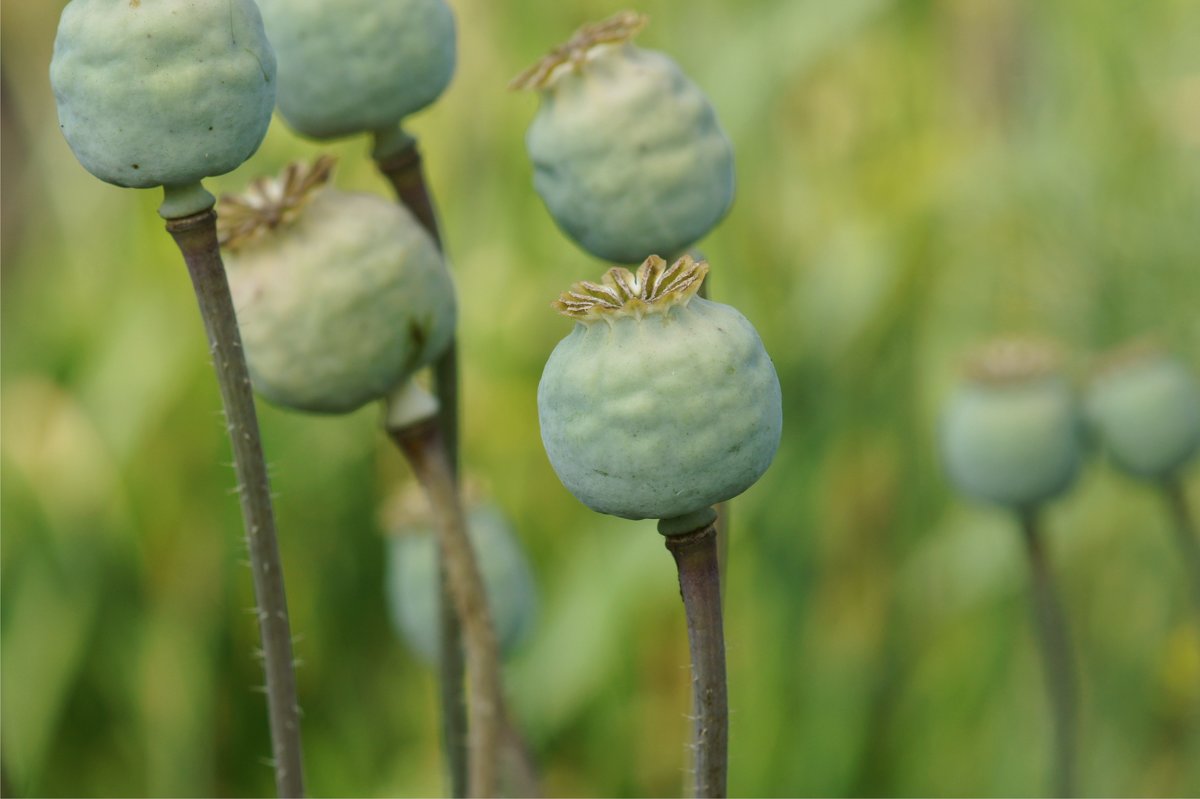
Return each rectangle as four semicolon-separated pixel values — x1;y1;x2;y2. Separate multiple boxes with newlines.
665;521;729;798
375;135;469;797
1162;477;1200;626
390;420;506;799
165;210;305;798
1018;509;1076;798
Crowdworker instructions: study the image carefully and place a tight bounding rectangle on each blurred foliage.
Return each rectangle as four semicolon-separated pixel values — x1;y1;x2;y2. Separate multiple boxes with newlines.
3;0;1200;796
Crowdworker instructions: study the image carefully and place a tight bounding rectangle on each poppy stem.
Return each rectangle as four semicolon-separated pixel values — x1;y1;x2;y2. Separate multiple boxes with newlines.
165;208;305;798
374;133;470;798
390;414;507;799
664;519;728;798
1017;509;1076;798
1162;477;1200;626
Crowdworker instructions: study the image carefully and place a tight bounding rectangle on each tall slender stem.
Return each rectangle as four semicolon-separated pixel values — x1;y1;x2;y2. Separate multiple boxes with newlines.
435;490;470;799
665;521;728;798
1017;509;1076;798
165;210;305;798
390;419;506;799
376;137;469;797
1162;477;1200;624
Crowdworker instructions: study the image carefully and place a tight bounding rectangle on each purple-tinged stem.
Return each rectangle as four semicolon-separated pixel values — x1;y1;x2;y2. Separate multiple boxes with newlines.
165;209;305;798
665;521;728;798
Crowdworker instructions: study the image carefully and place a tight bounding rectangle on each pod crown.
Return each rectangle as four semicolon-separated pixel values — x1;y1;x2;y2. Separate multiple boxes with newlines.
217;155;336;251
509;11;647;91
554;254;708;323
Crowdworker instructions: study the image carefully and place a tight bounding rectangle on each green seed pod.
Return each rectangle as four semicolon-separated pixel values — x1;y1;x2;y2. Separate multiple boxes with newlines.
385;494;538;665
217;157;455;414
538;255;781;526
50;0;275;194
940;340;1083;510
256;0;456;141
1085;343;1200;481
512;13;735;264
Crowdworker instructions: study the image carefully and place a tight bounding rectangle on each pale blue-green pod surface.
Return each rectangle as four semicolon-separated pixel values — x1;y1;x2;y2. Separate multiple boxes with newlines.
257;0;455;140
539;297;781;522
526;44;735;264
386;506;538;665
940;376;1083;509
1086;353;1200;480
225;188;455;414
50;0;275;190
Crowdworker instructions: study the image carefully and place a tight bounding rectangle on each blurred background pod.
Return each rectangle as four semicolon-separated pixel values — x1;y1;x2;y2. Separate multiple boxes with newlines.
513;12;734;264
383;486;538;665
940;339;1084;510
11;1;1200;794
256;0;456;144
1085;342;1200;482
218;157;456;414
50;0;275;209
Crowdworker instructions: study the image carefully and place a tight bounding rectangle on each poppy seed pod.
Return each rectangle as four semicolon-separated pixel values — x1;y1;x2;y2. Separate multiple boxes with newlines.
1085;343;1200;481
512;13;735;264
218;157;455;414
386;499;537;665
940;339;1083;510
538;255;781;527
50;0;275;196
256;0;456;141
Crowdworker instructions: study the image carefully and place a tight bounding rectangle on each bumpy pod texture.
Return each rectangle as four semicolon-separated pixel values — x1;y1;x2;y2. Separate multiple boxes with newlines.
538;256;781;522
1086;348;1200;480
386;506;538;665
940;341;1082;509
515;13;734;264
257;0;455;140
50;0;275;190
219;159;455;413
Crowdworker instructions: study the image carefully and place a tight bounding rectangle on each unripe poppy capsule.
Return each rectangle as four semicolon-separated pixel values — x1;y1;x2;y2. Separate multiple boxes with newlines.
256;0;456;142
538;255;781;527
1085;342;1200;481
50;0;276;213
940;339;1083;510
218;157;456;414
512;13;735;264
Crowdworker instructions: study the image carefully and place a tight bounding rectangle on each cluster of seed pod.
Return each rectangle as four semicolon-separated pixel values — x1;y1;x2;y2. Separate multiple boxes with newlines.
512;15;780;798
938;335;1200;797
50;1;779;797
940;337;1200;510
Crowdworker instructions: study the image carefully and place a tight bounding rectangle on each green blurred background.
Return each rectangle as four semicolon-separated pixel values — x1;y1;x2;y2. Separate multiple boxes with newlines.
3;0;1200;795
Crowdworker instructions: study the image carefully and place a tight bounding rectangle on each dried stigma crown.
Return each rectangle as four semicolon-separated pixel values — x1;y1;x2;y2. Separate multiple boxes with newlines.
509;11;647;91
1087;336;1165;382
964;337;1062;386
217;155;337;251
554;254;708;323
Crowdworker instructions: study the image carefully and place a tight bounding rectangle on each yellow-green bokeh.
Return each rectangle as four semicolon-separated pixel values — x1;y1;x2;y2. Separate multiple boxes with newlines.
3;0;1199;795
